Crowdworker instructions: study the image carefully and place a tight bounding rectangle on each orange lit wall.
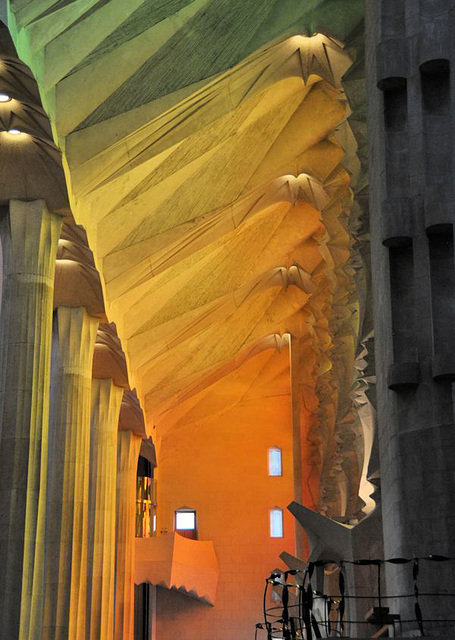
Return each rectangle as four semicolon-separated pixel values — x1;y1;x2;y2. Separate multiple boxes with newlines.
154;347;296;639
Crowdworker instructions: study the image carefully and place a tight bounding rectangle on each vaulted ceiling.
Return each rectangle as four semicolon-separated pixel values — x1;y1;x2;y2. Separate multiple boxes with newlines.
6;0;373;516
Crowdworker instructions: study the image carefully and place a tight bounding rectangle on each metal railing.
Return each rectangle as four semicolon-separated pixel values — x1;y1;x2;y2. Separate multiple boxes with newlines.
255;556;455;638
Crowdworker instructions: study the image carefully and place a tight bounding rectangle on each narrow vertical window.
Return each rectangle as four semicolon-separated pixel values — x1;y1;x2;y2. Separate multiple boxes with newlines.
270;508;284;538
136;455;155;537
268;447;282;476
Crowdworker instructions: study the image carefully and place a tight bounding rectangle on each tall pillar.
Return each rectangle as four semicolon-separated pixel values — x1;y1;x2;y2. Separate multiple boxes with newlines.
115;428;142;640
43;219;105;639
366;0;455;632
43;307;98;639
88;377;123;640
0;200;61;639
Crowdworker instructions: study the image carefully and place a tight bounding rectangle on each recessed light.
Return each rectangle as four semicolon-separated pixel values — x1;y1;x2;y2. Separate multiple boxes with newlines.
7;128;21;135
0;93;11;102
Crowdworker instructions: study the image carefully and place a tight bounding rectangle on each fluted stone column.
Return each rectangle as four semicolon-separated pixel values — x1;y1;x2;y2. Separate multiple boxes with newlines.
0;200;61;639
43;307;99;640
115;428;142;640
88;377;123;640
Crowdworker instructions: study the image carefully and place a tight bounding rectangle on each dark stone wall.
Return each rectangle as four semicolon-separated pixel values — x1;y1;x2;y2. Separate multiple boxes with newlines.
366;0;455;633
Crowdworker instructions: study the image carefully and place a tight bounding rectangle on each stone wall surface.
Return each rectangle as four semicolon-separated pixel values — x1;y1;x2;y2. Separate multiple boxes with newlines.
366;0;455;633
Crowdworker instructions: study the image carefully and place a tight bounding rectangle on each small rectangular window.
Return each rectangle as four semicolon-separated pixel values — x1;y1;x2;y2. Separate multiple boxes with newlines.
270;508;283;538
268;447;282;476
175;510;196;530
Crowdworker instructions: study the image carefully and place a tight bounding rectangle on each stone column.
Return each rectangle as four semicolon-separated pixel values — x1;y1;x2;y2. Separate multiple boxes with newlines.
366;0;455;632
0;200;61;639
88;376;124;640
115;428;142;640
43;220;105;640
42;307;99;640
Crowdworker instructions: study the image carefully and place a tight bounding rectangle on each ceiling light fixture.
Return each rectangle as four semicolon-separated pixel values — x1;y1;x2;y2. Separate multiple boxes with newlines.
7;128;21;135
0;93;11;102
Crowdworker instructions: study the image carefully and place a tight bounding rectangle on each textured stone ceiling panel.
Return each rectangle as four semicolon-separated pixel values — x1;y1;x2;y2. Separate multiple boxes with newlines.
8;0;374;516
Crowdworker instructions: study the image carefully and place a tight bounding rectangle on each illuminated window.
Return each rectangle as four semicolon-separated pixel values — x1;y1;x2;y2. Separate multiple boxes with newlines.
175;508;197;539
270;508;284;538
175;510;195;529
136;455;156;538
268;447;282;476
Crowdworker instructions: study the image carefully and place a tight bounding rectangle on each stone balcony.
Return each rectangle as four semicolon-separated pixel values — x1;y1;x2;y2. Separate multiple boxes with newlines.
135;533;219;605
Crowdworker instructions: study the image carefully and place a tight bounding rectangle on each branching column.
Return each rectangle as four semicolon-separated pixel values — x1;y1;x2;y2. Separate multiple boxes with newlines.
0;200;61;639
115;428;142;640
88;377;123;640
43;307;98;640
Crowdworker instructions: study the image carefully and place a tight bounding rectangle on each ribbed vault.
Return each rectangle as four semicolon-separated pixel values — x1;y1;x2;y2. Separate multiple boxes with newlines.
7;0;373;518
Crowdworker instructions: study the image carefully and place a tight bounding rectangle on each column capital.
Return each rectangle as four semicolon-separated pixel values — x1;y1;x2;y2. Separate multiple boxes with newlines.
93;323;129;388
54;219;106;318
119;388;147;438
1;199;62;281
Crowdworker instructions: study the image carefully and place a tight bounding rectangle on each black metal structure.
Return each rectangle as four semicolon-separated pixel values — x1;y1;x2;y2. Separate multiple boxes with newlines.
256;556;455;638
